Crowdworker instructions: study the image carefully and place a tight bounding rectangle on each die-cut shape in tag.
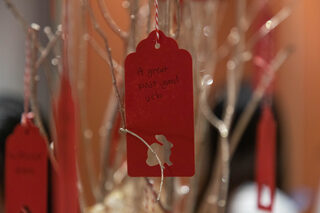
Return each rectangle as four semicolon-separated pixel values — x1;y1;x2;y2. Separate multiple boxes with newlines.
255;106;276;211
146;134;173;167
5;119;48;213
125;30;194;177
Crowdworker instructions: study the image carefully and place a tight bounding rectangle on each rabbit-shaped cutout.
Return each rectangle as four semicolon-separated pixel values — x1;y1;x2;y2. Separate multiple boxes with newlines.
146;134;173;167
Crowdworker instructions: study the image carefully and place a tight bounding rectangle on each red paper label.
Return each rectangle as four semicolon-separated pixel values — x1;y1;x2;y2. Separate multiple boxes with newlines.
5;120;48;213
256;106;276;211
52;73;79;213
124;30;194;177
252;9;274;96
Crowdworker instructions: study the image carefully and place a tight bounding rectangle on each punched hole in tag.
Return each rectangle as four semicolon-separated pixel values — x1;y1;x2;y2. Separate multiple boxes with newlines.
155;42;160;49
146;134;173;167
260;184;272;207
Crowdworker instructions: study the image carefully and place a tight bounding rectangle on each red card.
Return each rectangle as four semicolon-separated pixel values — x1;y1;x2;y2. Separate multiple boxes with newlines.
255;106;276;211
124;30;194;177
252;8;274;96
5;120;48;213
52;72;79;213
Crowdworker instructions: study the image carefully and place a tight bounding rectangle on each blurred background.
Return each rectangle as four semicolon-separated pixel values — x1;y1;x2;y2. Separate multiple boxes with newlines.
0;0;319;213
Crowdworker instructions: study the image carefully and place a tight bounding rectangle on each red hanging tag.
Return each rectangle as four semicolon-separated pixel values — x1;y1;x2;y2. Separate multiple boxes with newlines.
51;0;79;210
252;8;274;95
5;119;48;213
52;73;79;213
124;30;194;177
256;106;276;211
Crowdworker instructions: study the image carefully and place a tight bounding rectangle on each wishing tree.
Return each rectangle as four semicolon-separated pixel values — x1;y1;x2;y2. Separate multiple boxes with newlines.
2;0;294;212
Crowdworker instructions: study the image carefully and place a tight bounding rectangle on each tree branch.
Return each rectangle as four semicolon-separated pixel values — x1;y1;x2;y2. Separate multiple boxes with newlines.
86;34;124;74
217;4;291;61
29;27;59;171
144;177;171;213
3;0;29;33
172;0;181;39
35;28;62;69
97;0;129;40
86;2;126;127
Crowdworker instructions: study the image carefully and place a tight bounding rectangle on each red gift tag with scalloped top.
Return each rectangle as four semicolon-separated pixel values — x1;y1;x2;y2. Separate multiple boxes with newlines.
5;119;48;213
125;30;194;177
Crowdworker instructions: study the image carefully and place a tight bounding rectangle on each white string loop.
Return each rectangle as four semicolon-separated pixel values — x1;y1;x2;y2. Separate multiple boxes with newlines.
119;128;164;201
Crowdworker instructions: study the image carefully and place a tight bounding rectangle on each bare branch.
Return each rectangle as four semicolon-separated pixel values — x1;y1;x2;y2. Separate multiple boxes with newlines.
128;0;139;53
217;4;292;61
200;2;247;212
43;26;55;40
165;0;170;34
172;0;181;39
86;1;126;127
200;86;228;137
144;177;171;213
97;0;128;40
3;0;29;32
99;92;119;196
28;27;59;171
247;6;292;49
43;25;63;63
86;35;124;74
36;28;62;69
147;0;153;34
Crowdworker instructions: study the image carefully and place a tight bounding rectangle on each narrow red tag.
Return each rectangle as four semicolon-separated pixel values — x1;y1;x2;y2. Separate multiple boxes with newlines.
256;106;276;211
5;120;48;213
124;30;194;177
52;73;79;213
252;9;274;95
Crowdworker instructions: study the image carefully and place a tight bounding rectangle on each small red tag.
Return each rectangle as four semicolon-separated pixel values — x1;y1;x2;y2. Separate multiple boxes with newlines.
124;30;194;177
252;8;274;96
256;106;276;211
5;120;48;213
52;73;79;213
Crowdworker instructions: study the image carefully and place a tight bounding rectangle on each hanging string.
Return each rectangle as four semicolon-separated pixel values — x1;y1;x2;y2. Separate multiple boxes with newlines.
154;0;160;46
119;128;164;201
22;29;33;124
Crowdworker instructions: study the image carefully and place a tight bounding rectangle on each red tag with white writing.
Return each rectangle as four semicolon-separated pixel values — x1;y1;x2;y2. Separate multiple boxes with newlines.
5;119;48;213
125;30;194;177
256;106;276;211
